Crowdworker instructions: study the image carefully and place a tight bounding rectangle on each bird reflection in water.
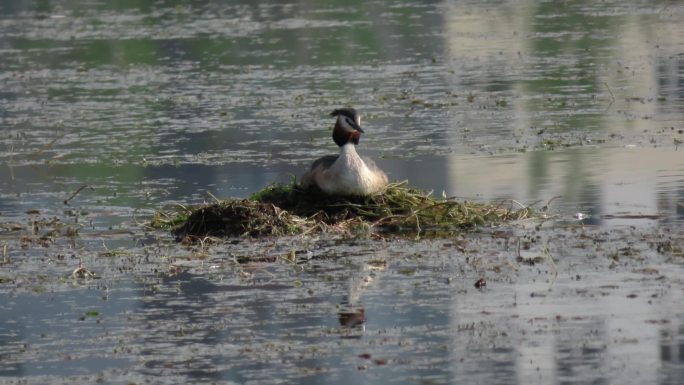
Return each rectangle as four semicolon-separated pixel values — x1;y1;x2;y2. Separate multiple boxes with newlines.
336;258;388;338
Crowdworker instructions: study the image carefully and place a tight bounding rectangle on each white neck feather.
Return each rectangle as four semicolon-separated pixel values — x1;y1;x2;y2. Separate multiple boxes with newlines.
340;143;359;157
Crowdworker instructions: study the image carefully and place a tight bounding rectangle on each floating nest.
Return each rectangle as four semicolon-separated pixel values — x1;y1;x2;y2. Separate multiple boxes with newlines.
149;181;535;239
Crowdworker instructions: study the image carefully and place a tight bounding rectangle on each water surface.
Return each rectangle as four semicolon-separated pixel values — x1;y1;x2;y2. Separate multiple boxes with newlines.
1;0;684;384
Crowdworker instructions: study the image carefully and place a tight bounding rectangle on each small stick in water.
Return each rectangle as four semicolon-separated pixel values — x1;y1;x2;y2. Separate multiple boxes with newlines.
64;185;94;205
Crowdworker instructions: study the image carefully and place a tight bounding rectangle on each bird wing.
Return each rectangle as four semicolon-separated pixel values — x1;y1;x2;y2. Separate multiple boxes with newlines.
362;156;389;183
300;155;339;188
309;155;339;171
362;156;385;173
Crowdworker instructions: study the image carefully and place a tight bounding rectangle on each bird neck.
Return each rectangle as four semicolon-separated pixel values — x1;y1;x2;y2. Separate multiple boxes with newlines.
339;142;360;157
333;123;361;147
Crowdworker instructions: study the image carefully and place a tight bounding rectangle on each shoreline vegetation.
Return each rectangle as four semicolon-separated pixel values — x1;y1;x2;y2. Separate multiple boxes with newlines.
149;181;538;240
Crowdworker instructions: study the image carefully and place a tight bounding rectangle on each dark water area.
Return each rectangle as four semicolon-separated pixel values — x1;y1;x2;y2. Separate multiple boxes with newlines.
1;0;684;384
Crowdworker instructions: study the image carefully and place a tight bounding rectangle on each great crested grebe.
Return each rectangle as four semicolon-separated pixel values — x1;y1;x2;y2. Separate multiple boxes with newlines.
301;108;388;196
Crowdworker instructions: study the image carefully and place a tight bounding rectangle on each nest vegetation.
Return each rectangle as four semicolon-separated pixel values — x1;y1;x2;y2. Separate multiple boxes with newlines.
149;181;535;239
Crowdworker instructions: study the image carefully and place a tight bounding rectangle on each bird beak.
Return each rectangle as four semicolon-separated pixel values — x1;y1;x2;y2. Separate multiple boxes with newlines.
351;121;364;133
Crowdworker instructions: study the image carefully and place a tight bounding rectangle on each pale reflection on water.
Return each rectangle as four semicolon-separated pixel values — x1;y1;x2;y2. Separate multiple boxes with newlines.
442;147;684;225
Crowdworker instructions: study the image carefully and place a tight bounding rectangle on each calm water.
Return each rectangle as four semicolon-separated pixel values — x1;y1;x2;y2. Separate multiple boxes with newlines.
1;0;684;384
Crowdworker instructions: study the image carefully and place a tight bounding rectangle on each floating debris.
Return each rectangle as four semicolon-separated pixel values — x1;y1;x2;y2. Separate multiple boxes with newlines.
0;222;24;232
167;265;186;277
63;185;94;205
72;266;97;279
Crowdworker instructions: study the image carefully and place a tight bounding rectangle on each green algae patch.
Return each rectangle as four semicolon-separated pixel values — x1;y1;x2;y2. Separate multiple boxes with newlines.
153;181;535;239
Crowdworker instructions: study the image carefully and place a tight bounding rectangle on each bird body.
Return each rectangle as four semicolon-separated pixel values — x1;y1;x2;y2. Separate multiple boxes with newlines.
301;108;388;196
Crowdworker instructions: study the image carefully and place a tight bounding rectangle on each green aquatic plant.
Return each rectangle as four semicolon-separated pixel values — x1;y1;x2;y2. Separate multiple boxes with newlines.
148;204;192;231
